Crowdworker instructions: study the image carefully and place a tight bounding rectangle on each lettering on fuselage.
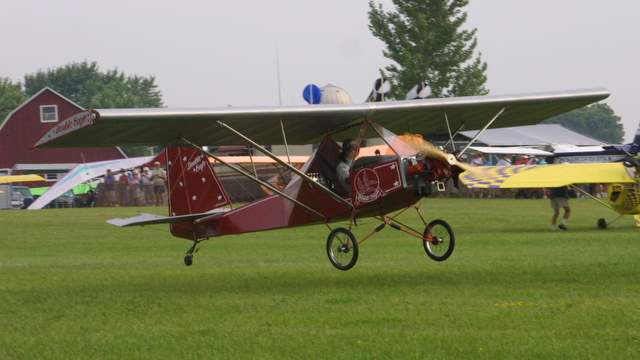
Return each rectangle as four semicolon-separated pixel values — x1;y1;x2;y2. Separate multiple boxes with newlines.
186;154;207;173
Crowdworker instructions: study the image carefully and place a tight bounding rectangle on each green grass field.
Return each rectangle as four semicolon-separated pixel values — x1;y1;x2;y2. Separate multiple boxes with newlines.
1;199;639;359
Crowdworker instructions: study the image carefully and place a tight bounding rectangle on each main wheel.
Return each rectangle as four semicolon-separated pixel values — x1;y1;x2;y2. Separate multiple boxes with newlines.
597;218;608;230
423;219;455;262
326;228;359;271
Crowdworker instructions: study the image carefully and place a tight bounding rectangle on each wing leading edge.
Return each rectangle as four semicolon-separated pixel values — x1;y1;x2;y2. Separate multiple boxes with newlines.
460;163;636;189
36;88;609;148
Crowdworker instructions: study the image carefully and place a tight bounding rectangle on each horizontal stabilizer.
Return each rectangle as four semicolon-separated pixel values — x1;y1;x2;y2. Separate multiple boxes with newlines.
107;209;228;227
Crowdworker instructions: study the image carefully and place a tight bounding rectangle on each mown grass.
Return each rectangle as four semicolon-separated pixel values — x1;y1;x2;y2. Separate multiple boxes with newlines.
0;199;639;359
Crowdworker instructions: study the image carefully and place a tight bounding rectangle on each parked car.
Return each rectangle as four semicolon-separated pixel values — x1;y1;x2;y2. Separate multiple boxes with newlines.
10;190;24;209
11;186;34;209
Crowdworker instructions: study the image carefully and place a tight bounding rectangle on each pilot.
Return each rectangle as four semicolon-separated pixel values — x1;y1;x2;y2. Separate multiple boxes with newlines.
337;139;359;193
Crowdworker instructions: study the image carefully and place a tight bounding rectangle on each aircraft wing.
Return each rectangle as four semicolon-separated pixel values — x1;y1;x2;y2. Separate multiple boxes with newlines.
27;156;153;210
36;88;608;147
0;174;46;184
460;163;636;189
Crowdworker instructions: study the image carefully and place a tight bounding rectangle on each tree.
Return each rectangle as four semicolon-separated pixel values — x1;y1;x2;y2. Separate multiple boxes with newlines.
368;0;488;99
544;103;624;144
24;61;163;155
0;78;27;125
24;61;163;109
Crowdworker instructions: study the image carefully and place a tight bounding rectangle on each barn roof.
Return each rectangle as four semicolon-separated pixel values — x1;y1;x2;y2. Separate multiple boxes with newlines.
0;87;84;133
0;87;127;165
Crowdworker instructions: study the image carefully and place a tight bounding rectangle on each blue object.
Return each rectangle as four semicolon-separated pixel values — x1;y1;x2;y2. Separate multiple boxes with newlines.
302;84;322;104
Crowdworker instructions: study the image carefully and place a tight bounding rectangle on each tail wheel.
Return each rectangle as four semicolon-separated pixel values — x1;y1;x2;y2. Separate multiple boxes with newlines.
597;218;608;230
326;228;359;271
423;219;455;262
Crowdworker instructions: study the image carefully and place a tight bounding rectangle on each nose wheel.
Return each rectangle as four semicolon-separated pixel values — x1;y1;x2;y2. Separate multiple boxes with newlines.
326;228;359;271
597;218;607;229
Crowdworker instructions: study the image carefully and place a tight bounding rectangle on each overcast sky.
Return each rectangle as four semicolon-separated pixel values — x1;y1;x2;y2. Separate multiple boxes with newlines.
2;0;638;141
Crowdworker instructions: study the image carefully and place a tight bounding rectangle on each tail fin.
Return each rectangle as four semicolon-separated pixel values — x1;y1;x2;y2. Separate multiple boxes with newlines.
166;146;230;216
166;146;230;239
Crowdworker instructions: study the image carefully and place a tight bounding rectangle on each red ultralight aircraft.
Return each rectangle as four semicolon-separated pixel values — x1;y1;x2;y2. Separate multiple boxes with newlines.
36;88;609;270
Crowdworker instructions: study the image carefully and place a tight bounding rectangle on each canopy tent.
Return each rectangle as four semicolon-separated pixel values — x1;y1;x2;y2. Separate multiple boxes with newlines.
468;146;553;156
460;124;604;147
0;174;46;184
30;182;99;197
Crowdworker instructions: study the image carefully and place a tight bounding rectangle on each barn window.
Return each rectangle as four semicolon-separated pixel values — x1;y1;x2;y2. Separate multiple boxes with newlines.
40;105;58;123
44;173;59;181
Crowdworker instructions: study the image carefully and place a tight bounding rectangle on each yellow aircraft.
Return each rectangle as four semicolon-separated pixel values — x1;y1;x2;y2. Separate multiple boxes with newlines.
459;159;640;229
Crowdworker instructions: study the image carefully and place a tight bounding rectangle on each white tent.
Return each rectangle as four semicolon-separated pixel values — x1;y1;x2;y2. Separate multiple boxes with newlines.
469;146;552;156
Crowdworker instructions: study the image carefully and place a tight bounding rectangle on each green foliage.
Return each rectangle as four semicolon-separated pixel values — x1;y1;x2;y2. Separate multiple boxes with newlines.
24;61;164;156
1;200;639;358
368;0;488;99
0;78;27;125
544;103;624;144
23;61;163;109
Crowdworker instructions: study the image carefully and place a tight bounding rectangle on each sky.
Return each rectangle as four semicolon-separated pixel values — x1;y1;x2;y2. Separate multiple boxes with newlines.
1;0;638;141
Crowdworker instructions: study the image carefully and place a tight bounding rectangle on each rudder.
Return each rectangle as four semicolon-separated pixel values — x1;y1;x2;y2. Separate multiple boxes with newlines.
165;146;230;239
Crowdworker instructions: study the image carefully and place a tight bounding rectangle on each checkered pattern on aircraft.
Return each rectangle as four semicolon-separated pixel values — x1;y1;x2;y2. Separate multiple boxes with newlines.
460;166;536;189
460;163;636;189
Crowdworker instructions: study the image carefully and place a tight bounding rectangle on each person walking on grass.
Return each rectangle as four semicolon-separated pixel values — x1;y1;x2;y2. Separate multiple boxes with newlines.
550;186;571;230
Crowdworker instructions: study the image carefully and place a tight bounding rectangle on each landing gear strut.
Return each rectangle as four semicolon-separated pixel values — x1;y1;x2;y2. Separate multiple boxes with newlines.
184;241;200;266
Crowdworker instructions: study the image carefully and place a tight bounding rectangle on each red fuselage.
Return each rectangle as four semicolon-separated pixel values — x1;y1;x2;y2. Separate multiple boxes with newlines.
170;138;453;240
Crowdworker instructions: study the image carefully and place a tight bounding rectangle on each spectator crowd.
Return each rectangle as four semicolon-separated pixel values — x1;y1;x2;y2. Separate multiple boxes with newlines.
100;161;167;207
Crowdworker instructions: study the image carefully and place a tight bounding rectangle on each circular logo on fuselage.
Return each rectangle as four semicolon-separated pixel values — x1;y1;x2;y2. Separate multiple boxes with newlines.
354;168;383;204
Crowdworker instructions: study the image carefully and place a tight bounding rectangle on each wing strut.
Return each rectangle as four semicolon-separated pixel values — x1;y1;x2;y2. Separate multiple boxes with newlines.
569;184;615;211
215;120;355;210
458;107;506;157
443;122;465;152
444;113;455;153
179;138;327;220
280;120;292;165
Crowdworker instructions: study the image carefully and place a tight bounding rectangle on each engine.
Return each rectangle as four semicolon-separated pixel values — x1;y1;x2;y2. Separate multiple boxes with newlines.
402;155;454;195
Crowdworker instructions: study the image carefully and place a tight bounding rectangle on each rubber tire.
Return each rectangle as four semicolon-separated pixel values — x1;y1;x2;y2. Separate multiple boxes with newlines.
184;254;193;266
423;219;455;262
597;218;608;230
326;228;359;271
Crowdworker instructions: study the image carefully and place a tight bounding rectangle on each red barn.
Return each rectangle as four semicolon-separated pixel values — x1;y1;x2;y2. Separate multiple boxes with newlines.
0;87;126;183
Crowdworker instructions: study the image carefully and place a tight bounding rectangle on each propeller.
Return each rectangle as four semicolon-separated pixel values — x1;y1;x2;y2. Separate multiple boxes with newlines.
397;134;472;172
